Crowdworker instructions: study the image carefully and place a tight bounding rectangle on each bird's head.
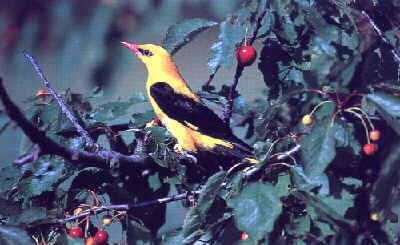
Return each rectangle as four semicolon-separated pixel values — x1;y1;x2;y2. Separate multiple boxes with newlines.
120;42;173;68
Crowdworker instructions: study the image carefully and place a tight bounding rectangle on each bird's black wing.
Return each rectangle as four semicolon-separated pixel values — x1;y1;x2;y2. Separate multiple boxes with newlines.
150;82;252;154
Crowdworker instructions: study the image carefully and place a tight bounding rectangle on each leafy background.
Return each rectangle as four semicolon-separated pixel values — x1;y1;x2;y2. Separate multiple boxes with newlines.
1;0;400;244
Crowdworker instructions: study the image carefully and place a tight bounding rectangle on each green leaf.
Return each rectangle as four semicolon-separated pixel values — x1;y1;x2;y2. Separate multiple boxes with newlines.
208;20;244;75
285;215;311;236
197;171;226;217
0;110;10;135
129;92;147;104
0;166;20;198
367;92;400;135
130;110;156;128
146;126;170;143
148;172;161;191
182;207;204;244
301;119;336;178
333;121;361;155
57;167;102;199
275;173;291;197
162;18;217;56
293;191;351;228
17;207;48;227
0;225;35;245
92;101;133;122
370;142;400;220
291;166;330;196
226;182;282;241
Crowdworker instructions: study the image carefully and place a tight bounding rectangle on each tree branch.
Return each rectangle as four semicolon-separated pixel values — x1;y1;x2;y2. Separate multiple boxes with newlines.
58;191;199;223
22;51;96;148
361;11;400;64
222;6;268;124
0;77;148;169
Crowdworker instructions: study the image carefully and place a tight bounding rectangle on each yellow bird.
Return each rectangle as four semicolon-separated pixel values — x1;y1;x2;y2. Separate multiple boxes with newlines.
120;42;256;170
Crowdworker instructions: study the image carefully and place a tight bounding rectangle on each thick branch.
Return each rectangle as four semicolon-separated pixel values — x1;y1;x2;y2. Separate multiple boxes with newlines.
0;77;148;169
22;51;96;147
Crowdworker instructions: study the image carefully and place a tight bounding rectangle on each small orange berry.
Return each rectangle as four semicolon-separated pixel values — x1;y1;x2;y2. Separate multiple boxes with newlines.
302;114;312;125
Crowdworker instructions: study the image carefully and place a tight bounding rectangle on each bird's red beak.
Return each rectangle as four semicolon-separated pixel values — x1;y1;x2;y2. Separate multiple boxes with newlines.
120;41;140;54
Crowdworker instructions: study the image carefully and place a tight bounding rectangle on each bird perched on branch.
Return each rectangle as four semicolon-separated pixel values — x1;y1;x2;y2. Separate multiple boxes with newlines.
120;42;257;171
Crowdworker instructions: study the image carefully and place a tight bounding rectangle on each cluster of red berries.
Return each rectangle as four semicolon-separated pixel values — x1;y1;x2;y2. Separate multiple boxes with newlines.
68;208;112;244
302;114;381;155
69;226;108;244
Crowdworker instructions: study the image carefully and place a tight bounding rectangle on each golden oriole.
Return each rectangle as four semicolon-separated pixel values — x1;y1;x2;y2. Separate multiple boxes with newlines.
120;42;257;170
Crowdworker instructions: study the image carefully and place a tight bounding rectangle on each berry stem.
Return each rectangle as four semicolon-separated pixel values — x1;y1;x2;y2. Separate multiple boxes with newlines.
347;106;375;130
309;101;334;117
345;108;370;144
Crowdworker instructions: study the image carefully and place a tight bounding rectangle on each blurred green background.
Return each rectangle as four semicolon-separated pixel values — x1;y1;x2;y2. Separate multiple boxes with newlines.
0;0;265;165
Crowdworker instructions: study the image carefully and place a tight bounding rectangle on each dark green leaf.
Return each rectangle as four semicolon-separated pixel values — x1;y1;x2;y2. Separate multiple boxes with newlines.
294;191;351;228
301;119;336;178
275;173;290;197
129;92;147;104
208;20;244;75
163;18;217;56
291;166;330;196
226;182;282;241
130;110;157;128
333;121;361;155
92;101;133;122
146;126;170;143
0;166;20;198
197;171;226;217
371;142;400;220
0;225;35;245
182;207;203;244
17;207;48;227
367;92;400;135
0;110;10;135
148;172;161;191
285;215;311;236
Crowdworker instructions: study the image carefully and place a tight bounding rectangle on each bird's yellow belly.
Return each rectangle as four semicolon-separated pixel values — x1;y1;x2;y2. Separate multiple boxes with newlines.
161;117;232;153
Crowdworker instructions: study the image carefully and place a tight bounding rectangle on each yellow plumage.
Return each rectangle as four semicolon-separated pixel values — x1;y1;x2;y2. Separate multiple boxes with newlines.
121;42;257;167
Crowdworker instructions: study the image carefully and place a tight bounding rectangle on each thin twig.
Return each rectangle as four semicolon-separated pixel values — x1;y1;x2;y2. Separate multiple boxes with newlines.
22;51;96;148
223;6;268;124
361;11;400;64
58;191;200;223
223;65;244;123
0;77;148;169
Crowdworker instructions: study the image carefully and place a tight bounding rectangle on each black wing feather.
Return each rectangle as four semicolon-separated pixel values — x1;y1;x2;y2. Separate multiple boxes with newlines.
150;82;252;153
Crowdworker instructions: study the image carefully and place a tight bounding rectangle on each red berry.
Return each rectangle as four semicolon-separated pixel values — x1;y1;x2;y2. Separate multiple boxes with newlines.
369;130;381;141
69;227;83;238
241;231;248;240
236;46;257;66
94;230;108;244
35;89;47;96
363;143;375;155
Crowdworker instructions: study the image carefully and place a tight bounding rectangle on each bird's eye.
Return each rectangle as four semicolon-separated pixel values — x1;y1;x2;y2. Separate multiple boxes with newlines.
143;49;153;56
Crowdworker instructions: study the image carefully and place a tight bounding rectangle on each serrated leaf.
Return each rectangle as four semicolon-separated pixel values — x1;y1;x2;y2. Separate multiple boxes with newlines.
367;92;400;135
182;207;204;244
301;119;336;178
208;20;244;75
0;225;35;245
163;18;217;56
226;182;282;241
197;171;226;217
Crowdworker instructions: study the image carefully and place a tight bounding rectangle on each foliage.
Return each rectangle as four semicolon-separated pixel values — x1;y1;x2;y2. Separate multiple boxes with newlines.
1;0;400;244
